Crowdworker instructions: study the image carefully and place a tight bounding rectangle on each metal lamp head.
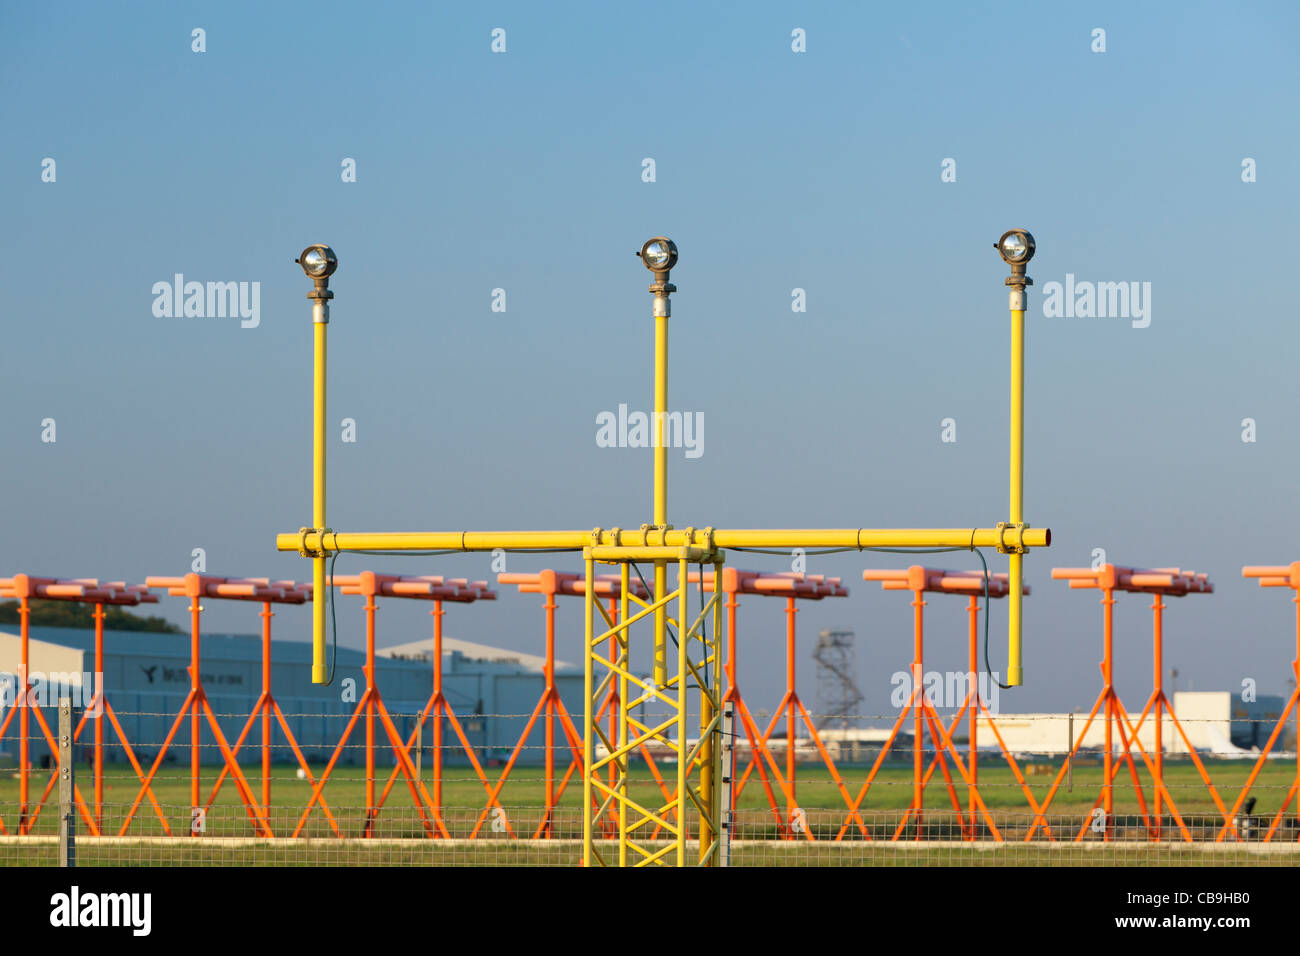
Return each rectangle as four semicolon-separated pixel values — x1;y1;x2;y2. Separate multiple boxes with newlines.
638;237;677;302
995;229;1034;290
639;237;677;273
995;229;1034;265
296;244;338;299
298;244;337;278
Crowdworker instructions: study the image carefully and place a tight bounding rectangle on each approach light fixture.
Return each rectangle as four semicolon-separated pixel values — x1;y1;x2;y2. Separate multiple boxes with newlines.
297;244;338;280
995;229;1035;266
638;237;678;273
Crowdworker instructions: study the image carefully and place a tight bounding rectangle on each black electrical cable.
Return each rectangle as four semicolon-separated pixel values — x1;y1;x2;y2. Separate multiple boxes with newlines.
317;539;1014;694
339;547;582;557
732;542;1012;691
322;549;341;686
731;547;860;557
629;561;681;651
318;545;587;685
698;561;710;693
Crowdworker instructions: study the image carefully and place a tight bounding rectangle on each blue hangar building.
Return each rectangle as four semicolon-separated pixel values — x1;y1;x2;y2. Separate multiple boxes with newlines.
0;625;582;767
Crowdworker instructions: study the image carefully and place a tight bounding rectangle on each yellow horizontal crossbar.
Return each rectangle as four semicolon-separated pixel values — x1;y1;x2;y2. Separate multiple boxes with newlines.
277;526;1050;554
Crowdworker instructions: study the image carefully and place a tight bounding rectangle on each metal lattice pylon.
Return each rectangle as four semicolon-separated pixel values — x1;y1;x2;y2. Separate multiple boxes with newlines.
582;549;723;866
814;628;863;733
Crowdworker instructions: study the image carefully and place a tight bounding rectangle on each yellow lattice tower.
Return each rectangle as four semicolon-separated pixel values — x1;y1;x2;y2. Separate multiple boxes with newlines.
277;232;1051;866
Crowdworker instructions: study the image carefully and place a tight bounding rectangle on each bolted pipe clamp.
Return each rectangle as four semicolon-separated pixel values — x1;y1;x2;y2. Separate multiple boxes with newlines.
996;522;1029;554
298;527;333;558
639;523;673;547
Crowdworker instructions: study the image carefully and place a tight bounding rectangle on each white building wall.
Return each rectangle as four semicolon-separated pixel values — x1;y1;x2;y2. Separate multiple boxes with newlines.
973;692;1235;755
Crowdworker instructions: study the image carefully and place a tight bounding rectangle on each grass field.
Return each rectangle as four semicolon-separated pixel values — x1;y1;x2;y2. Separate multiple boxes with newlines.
1;757;1295;865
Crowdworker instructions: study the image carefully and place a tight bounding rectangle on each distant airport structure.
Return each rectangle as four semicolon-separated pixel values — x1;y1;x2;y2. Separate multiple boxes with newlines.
0;625;581;767
728;692;1290;766
971;693;1289;757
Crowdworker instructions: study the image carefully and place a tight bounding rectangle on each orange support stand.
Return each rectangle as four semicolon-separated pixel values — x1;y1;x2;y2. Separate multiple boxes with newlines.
689;569;856;840
119;575;273;836
0;575;158;836
1220;564;1300;842
368;575;499;835
293;573;488;838
839;568;1017;841
714;570;792;837
475;571;654;840
1031;565;1220;842
47;583;167;836
842;567;1038;842
200;580;339;834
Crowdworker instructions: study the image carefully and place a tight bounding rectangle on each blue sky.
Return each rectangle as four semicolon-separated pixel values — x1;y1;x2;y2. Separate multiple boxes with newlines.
2;1;1298;719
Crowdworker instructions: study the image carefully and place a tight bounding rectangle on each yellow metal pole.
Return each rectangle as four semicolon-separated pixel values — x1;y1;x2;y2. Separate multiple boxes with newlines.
312;310;328;683
583;553;595;865
1008;304;1024;686
675;557;688;866
653;305;669;690
712;558;723;859
997;229;1035;687
619;562;630;868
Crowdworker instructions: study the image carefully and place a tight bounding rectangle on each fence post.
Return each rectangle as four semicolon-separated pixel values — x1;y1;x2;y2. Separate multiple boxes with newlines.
1067;711;1074;792
719;702;735;867
58;697;75;868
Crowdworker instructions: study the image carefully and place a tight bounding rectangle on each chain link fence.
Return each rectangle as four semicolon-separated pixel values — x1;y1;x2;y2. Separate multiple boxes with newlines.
0;705;1295;866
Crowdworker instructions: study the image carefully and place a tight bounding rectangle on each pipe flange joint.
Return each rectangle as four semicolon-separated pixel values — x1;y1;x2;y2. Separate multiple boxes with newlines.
650;280;676;317
996;522;1029;555
1005;274;1032;311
